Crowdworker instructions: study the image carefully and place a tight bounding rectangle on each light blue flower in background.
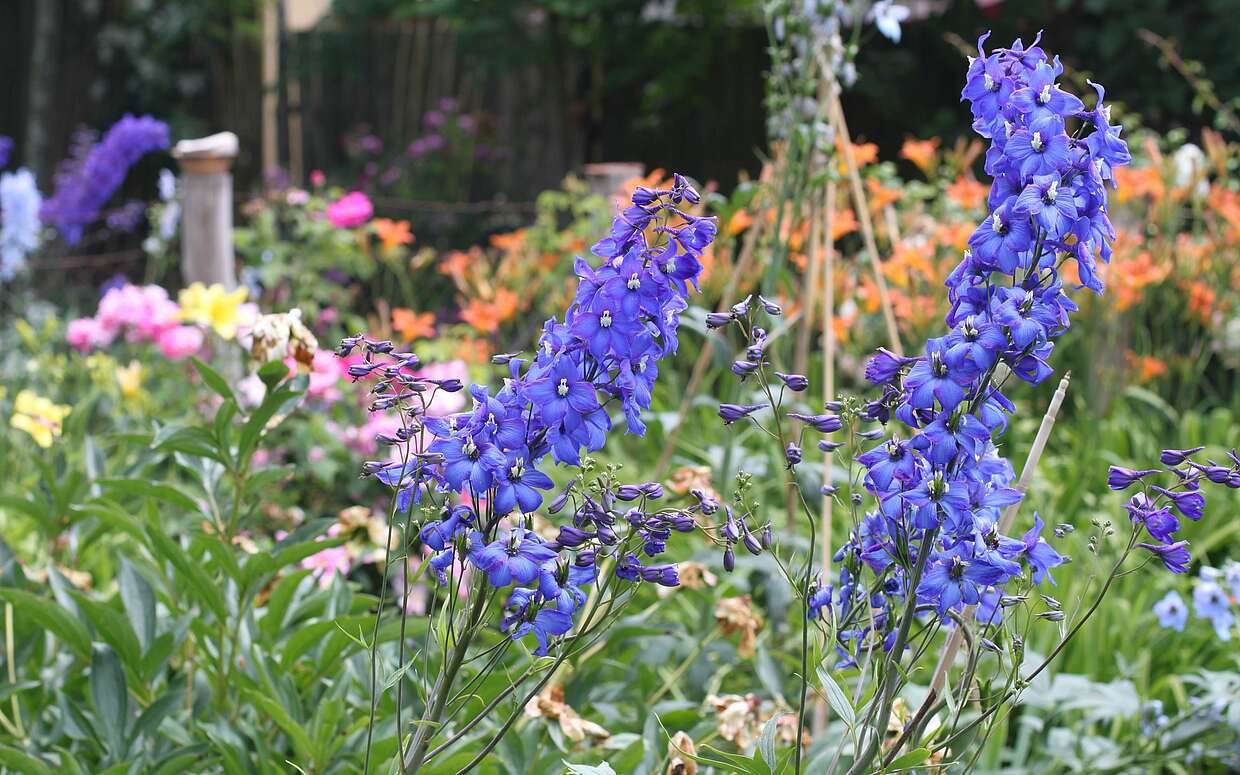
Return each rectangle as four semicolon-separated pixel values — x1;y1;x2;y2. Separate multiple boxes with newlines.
0;168;43;281
1153;590;1187;631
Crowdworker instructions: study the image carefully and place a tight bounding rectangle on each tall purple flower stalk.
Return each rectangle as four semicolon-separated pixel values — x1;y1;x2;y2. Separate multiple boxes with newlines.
822;33;1133;664
40;115;169;244
341;174;717;658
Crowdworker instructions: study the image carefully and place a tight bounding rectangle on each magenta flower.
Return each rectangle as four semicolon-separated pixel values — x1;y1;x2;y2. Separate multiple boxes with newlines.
326;191;373;228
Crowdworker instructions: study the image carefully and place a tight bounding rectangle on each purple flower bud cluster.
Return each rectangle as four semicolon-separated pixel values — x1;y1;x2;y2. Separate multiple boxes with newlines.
819;34;1132;665
340;174;718;655
39;115;169;244
1112;447;1240;574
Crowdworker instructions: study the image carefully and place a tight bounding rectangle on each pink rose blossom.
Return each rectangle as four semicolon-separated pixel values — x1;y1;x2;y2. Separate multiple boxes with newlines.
326;191;373;228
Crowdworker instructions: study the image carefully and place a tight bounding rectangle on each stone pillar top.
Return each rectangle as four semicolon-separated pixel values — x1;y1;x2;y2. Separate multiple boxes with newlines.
172;132;239;174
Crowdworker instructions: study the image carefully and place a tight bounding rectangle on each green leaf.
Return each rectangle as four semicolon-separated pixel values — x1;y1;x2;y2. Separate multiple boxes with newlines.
91;645;130;757
151;426;226;462
99;478;203;516
0;588;91;659
257;359;290;390
131;687;185;745
757;715;779;770
118;559;157;652
144;526;228;621
886;747;932;771
817;665;855;728
564;763;617;774
193;357;239;404
69;591;143;673
242;689;315;765
0;747;55;775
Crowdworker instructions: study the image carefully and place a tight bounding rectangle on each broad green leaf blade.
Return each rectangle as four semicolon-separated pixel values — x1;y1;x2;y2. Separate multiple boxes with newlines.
118;559;157;652
0;588;91;659
90;645;130;757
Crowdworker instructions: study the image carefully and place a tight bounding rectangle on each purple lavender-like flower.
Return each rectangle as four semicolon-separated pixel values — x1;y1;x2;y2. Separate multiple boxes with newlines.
40;115;169;244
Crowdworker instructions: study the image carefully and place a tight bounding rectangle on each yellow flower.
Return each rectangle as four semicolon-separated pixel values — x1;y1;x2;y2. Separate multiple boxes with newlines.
178;282;249;339
10;390;71;448
116;360;144;398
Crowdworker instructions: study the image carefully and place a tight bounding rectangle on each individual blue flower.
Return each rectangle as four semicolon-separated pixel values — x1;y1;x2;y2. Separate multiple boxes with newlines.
419;505;475;551
432;432;506;493
858;436;919;493
1153;590;1187;632
904;341;968;412
1004;114;1071;179
1192;580;1234;641
1152;485;1205;521
968;201;1032;272
1013;514;1065;585
468;528;558;587
917;547;1015;614
1139;540;1191;574
523;355;599;429
1014;174;1077;236
493;454;555;515
1124;493;1180;544
1107;466;1160;491
1009;61;1085;121
511;606;573;655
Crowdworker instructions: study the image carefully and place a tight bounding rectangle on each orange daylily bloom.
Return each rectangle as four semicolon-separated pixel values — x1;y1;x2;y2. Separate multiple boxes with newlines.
1185;280;1216;324
728;209;754;236
935;221;974;253
1208;185;1240;241
392;308;435;341
946;177;988;211
490;229;526;253
867;178;902;211
1113;166;1165;204
900;138;940;175
373;218;414;250
829;208;858;242
439;250;471;279
836;138;879;174
460;289;519;334
1125;351;1169;383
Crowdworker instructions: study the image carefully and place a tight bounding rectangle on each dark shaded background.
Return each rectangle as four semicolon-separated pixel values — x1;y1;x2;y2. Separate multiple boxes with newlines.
1;0;1234;207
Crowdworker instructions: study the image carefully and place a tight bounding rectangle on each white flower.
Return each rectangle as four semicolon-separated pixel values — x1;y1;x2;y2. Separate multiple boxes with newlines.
869;1;910;43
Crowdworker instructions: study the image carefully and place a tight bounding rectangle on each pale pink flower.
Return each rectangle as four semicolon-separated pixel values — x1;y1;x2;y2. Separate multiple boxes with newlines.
301;523;354;587
156;325;204;360
66;317;115;352
418;360;470;416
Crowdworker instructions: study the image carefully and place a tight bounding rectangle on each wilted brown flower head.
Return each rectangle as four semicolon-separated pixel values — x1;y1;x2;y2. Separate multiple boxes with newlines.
715;595;764;658
667;731;698;775
523;686;610;742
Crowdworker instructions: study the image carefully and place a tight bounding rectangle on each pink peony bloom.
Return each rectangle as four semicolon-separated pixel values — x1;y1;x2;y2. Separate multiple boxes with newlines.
97;283;179;342
301;349;347;404
66;317;115;352
156;325;204;360
326;191;373;228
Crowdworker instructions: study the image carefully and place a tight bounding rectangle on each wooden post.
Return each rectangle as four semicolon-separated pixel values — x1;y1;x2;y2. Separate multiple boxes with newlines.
173;132;240;289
